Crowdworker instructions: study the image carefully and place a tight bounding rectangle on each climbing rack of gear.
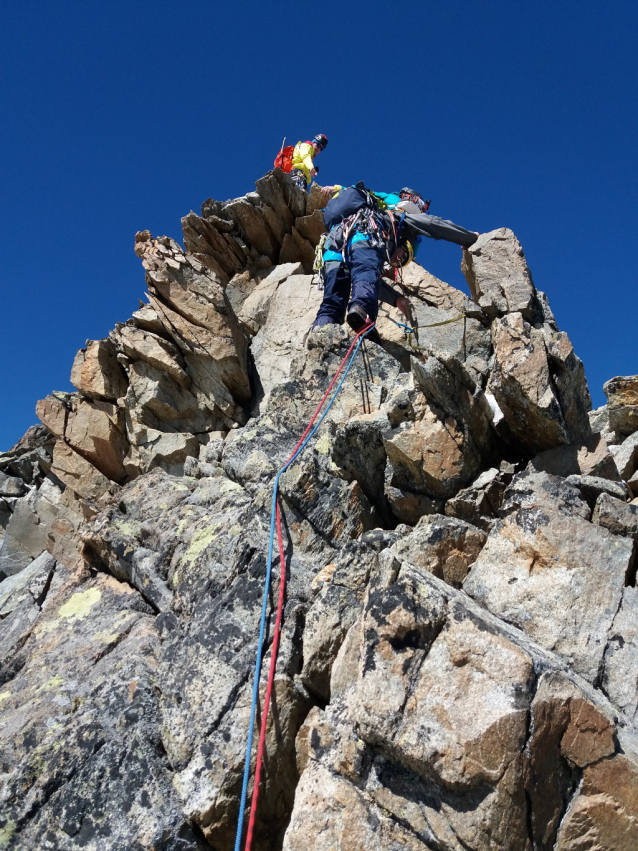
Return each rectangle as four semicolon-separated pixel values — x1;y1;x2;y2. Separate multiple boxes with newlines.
234;321;377;851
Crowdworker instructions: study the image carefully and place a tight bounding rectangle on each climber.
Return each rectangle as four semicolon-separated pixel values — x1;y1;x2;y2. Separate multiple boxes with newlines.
290;134;328;192
312;184;478;337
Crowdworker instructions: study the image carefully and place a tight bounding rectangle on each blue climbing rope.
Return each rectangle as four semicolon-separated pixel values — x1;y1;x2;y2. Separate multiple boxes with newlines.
233;325;375;851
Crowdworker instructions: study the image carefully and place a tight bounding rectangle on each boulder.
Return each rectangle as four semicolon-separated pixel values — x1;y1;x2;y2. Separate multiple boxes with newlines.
592;491;638;540
461;227;539;320
564;474;629;508
50;440;114;504
384;405;480;499
464;472;633;683
609;429;638;479
390;513;487;587
63;399;128;483
525;672;617;848
410;304;491;378
542;327;592;443
70;338;128;401
445;466;514;531
37;394;128;483
529;432;620;480
555;740;638;850
487;312;568;452
402;261;481;316
604;374;638;436
0;471;28;498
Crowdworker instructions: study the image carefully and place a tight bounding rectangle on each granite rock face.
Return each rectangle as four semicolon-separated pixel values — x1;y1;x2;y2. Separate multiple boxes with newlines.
1;176;637;849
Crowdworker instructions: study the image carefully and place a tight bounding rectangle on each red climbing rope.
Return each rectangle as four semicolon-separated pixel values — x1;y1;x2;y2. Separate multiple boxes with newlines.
238;322;375;851
244;499;287;849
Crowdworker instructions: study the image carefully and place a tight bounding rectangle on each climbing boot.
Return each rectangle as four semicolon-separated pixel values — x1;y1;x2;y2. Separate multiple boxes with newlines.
346;305;382;345
346;304;369;332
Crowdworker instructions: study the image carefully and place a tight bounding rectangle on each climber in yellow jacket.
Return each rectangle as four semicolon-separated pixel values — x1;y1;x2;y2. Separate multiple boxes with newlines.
290;134;328;192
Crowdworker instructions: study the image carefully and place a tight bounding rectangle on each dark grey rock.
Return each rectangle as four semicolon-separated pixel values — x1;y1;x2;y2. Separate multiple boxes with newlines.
565;474;629;509
592;491;638;541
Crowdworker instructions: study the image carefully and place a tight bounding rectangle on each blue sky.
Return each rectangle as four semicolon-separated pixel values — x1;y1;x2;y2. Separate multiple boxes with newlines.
1;0;636;451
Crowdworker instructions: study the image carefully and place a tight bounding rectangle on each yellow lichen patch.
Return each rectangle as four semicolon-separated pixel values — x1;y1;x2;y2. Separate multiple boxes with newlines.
113;518;140;537
93;610;134;643
45;674;64;689
177;509;198;536
0;820;16;849
180;526;218;567
0;690;11;705
57;587;102;622
315;433;332;455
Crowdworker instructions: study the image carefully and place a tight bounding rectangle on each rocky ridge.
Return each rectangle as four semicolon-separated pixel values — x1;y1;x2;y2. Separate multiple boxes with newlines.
1;168;638;850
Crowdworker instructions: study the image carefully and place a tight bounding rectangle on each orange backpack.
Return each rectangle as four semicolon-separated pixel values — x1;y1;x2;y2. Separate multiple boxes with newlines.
274;143;295;173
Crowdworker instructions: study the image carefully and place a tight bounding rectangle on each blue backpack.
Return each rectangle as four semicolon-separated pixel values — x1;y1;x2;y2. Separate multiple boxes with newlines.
323;184;386;231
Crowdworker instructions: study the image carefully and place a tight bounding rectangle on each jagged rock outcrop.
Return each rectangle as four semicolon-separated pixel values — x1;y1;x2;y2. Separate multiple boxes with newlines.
1;173;637;850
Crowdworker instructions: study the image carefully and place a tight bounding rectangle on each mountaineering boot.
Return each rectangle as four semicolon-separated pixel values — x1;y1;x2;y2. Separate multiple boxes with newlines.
346;305;382;345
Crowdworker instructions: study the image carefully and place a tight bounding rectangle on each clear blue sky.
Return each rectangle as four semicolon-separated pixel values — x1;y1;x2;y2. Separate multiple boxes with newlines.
1;1;636;451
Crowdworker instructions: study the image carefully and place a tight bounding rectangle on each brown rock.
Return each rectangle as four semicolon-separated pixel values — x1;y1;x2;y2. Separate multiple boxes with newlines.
462;227;538;320
70;338;128;401
279;228;315;273
50;441;114;503
272;166;306;218
593;491;638;540
402;261;481;316
543;327;592;443
384;407;470;499
391;514;487;587
112;324;189;386
145;292;249;406
223;198;279;259
556;749;638;850
260;202;286;246
294;210;326;246
488;312;569;452
604;374;638;436
180;211;239;278
64;399;128;483
526;672;616;850
464;472;632;683
36;394;69;439
255;172;294;229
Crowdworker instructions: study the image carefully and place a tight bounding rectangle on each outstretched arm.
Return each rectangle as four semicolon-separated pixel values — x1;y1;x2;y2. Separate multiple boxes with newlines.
402;212;479;247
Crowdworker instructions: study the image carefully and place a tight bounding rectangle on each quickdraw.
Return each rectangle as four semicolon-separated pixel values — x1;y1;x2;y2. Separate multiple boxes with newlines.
312;233;328;290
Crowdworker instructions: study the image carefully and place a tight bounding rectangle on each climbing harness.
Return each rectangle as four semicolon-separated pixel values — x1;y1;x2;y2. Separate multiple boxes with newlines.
234;321;377;851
